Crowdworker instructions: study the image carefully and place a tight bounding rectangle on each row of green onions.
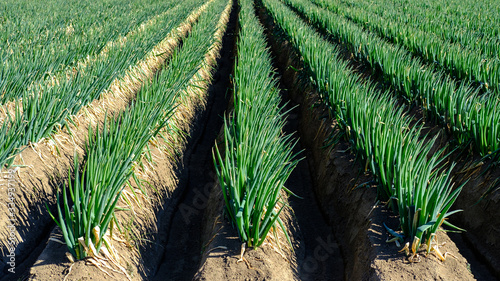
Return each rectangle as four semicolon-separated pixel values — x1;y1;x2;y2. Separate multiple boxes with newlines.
49;0;229;259
213;0;299;248
262;0;463;254
284;0;500;159
0;0;181;104
1;0;142;47
338;0;500;60
0;0;206;172
311;0;499;94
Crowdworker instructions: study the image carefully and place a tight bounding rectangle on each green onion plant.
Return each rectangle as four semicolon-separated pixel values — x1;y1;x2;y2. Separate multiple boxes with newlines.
213;0;299;248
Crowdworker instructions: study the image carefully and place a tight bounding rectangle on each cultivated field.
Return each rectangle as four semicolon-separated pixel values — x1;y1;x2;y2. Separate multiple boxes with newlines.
0;0;499;280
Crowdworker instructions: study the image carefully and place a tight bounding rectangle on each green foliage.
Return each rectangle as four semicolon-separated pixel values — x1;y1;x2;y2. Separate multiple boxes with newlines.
285;0;499;157
262;0;462;251
0;0;181;103
50;87;175;259
331;0;500;63
312;0;499;94
214;0;299;248
0;116;22;171
48;0;229;259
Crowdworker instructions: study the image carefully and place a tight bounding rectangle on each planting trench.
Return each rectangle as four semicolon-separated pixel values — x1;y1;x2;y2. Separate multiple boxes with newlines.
2;0;499;280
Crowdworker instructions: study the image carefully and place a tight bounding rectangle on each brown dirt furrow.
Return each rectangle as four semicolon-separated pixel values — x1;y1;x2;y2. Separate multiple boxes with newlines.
449;162;500;280
195;2;345;280
0;1;212;279
151;0;237;279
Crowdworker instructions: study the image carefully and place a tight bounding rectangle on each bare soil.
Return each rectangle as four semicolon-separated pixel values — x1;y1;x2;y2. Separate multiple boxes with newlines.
449;161;500;280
